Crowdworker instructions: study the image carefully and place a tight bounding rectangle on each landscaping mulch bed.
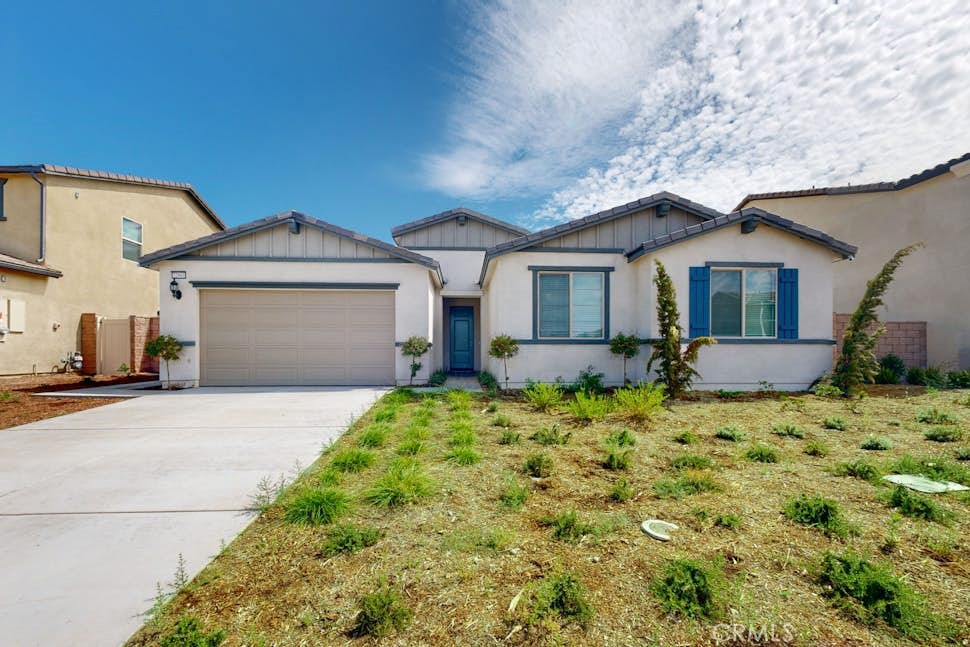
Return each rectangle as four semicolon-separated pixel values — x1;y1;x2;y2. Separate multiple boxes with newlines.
0;372;147;429
127;386;970;646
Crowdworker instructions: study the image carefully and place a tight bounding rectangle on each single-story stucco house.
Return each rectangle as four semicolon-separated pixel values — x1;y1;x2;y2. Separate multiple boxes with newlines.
140;193;857;390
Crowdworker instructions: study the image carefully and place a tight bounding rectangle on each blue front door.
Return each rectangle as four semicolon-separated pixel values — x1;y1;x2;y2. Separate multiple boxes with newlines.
449;306;474;371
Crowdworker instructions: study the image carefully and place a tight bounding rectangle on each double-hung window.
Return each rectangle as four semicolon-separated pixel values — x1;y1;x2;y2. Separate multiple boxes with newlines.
538;271;605;339
122;217;143;261
710;268;777;338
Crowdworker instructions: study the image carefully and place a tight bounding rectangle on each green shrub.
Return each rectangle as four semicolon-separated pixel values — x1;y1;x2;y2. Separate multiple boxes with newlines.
955;447;970;461
330;448;375;473
498;429;521;445
878;354;907;379
446;389;472;411
373;406;398;423
606;428;637;447
670;453;714;470
673;430;698;445
874;366;900;384
609;332;642;384
714;426;746;442
499;476;531;509
650;558;724;619
351;586;412;637
613;381;665;424
567;391;611;423
886;486;953;524
321;524;382;556
784;495;855;538
823;416;848;431
745;443;779;463
491;413;514;428
861;435;893;451
365;459;434;507
523;382;563;412
449;415;473;430
396;439;425;456
804;440;830;457
477;370;499;396
714;513;742;530
449;429;476;447
772;422;805;438
917;407;958;424
529;424;571;446
358;422;390;448
603;447;633;471
284;488;350;526
907;366;946;388
924;427;964;443
946;369;970;388
544;510;595;542
428;369;447;387
485;401;499;413
159;616;225;647
888;455;969;485
818;550;949;640
447;447;481;466
813;384;843;398
653;473;721;499
610;478;633;502
528;572;594;626
833;459;881;483
524;452;553;478
404;421;429;439
569;365;606;395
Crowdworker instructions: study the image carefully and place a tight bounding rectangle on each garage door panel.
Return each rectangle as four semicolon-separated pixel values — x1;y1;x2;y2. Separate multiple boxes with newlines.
201;289;394;386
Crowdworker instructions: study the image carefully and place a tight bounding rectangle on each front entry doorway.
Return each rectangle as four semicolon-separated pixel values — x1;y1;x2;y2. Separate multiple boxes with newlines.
449;306;475;372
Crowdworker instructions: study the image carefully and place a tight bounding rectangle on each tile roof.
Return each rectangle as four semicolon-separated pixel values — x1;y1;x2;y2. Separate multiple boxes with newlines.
735;152;970;209
625;208;858;261
391;207;530;238
0;252;63;278
0;164;224;229
139;210;444;283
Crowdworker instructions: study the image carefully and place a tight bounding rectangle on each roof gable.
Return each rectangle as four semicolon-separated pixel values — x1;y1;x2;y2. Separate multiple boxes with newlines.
139;210;443;282
391;207;529;249
735;152;970;209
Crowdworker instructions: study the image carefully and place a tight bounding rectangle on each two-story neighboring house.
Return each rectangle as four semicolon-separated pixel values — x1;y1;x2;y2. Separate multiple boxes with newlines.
738;153;970;369
0;165;224;375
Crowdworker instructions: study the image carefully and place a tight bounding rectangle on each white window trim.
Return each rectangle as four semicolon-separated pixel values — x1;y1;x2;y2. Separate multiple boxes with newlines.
122;217;143;261
710;267;778;339
537;271;606;340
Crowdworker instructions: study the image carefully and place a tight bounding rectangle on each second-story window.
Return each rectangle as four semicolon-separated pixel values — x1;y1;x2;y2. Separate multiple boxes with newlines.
122;217;143;261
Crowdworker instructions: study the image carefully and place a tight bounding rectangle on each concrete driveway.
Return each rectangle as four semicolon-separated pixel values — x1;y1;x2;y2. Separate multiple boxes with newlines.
0;386;385;647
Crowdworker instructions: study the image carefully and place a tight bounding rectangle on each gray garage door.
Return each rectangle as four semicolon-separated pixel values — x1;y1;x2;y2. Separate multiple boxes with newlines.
200;290;395;386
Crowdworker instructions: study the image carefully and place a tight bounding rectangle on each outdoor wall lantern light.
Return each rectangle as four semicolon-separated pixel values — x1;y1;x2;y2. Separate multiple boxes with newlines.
169;278;182;300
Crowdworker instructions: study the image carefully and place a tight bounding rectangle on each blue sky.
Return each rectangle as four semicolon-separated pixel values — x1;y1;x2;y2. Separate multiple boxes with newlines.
4;1;968;240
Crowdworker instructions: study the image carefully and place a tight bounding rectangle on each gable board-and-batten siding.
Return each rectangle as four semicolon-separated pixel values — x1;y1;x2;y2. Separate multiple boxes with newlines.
186;223;393;260
396;219;522;249
536;207;703;251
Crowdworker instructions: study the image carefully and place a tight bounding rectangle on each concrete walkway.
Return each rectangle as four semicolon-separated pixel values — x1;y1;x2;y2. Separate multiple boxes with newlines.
0;386;386;647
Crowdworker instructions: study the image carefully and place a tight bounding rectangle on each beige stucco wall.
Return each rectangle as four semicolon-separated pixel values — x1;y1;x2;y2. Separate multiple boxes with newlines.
480;224;843;389
746;165;970;368
0;175;221;374
153;259;438;386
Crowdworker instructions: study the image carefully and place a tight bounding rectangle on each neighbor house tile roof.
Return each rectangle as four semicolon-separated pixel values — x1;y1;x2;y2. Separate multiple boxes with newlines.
0;252;63;278
625;207;858;261
139;210;444;284
0;164;224;229
391;207;530;238
735;152;970;210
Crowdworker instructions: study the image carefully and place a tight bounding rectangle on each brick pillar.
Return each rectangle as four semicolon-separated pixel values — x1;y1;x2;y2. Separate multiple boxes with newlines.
80;313;98;375
129;315;160;373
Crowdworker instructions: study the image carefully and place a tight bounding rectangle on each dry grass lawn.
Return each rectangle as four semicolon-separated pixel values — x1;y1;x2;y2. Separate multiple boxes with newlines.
127;386;970;646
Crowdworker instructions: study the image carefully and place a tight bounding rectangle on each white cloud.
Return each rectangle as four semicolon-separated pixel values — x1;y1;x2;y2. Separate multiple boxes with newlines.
425;0;970;225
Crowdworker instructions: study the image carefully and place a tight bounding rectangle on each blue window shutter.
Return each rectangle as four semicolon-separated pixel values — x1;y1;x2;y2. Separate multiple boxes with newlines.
688;266;710;338
777;268;798;339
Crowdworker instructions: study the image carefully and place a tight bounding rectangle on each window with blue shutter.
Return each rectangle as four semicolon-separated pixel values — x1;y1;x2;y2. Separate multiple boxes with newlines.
777;268;798;339
688;266;710;338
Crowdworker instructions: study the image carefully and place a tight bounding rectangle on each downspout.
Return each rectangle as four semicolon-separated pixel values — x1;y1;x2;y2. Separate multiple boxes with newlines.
29;172;46;263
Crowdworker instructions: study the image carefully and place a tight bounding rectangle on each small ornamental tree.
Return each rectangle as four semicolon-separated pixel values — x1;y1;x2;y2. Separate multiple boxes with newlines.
489;334;519;391
145;334;183;390
833;243;923;397
646;260;715;399
400;336;430;385
609;332;641;384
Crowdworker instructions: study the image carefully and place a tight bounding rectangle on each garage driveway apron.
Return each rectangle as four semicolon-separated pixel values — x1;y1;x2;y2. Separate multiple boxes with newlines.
0;386;386;647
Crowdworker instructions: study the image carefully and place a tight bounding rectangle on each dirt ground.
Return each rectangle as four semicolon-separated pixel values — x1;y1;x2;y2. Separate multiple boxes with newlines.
0;372;152;430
